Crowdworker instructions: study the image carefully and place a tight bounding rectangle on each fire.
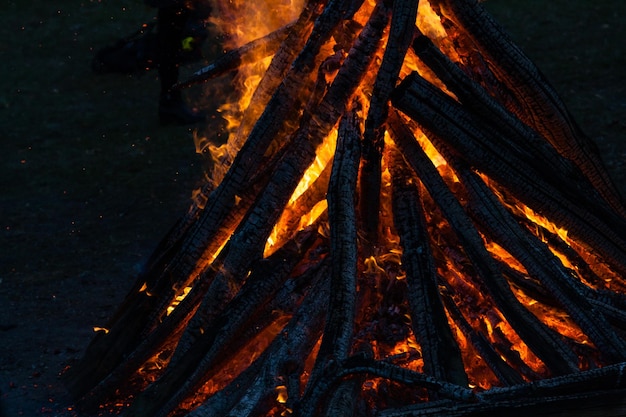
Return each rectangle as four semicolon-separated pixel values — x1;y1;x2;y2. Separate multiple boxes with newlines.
69;1;626;416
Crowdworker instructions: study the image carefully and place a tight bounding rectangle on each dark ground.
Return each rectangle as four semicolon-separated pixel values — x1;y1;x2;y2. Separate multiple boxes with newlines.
0;0;624;415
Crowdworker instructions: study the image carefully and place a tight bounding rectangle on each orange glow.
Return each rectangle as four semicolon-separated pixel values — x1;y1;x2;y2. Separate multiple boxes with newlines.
275;385;288;403
97;1;626;414
92;327;109;334
166;286;192;316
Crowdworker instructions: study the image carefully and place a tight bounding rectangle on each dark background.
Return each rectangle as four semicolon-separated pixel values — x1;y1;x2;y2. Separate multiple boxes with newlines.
1;0;624;415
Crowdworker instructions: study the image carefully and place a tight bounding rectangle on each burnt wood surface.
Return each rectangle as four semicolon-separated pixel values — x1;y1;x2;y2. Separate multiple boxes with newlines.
66;0;626;416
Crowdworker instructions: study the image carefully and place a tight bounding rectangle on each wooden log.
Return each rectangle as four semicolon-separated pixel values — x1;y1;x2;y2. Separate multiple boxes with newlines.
319;103;361;360
387;109;580;376
359;0;418;245
391;72;626;277
175;21;296;89
438;282;524;386
432;0;625;216
388;146;468;388
452;158;626;363
301;103;362;417
340;354;476;402
379;362;626;416
186;261;331;417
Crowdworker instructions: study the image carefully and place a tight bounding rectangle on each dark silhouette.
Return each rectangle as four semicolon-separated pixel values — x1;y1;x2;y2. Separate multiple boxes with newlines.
92;0;211;125
151;0;211;125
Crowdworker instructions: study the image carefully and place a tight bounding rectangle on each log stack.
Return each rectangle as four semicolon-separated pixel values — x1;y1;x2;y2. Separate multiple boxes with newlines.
64;0;626;416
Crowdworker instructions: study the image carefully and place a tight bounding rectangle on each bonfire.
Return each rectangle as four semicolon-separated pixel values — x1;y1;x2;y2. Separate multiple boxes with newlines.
65;0;626;416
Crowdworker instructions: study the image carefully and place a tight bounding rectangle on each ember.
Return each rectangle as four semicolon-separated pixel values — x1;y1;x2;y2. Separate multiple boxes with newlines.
65;0;626;416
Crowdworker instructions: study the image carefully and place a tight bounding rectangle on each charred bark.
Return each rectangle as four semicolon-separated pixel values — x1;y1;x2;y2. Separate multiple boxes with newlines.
391;72;626;276
389;146;468;389
432;0;625;216
359;0;417;245
388;110;580;376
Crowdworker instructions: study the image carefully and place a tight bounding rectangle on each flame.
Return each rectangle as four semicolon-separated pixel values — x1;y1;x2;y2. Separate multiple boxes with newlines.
264;128;337;256
94;1;626;414
166;286;192;316
275;385;288;403
93;327;109;334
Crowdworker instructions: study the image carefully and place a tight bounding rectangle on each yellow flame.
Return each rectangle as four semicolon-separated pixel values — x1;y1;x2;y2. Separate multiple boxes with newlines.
93;327;109;334
291;129;337;204
276;384;288;404
166;286;192;316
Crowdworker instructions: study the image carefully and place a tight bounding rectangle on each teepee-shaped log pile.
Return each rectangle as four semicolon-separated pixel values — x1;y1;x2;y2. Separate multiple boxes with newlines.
65;0;626;416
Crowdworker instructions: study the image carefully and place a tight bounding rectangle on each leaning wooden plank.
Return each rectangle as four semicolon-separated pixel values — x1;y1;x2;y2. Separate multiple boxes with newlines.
175;21;296;89
389;144;468;389
432;0;625;215
391;72;626;276
359;0;418;244
307;104;362;417
388;109;580;376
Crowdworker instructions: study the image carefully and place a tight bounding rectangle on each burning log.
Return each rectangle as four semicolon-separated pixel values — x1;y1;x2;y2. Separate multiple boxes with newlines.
431;0;626;217
174;21;297;90
298;102;362;416
389;146;468;389
66;0;626;416
359;0;417;245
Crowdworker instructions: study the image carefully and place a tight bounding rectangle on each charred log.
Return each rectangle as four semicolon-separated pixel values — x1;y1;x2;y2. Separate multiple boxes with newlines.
67;0;626;415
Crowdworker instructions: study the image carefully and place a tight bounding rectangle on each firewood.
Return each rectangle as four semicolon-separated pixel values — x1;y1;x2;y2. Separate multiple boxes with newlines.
302;105;362;416
453;158;626;363
67;0;626;415
318;103;361;360
359;0;418;245
389;146;468;388
438;283;524;386
341;354;476;402
175;21;296;89
432;0;625;216
186;261;331;417
379;362;626;416
388;109;580;375
391;72;626;277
